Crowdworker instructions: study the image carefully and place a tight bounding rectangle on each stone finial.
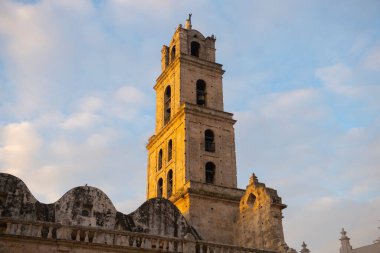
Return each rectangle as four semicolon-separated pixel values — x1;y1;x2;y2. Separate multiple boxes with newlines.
340;228;352;253
340;228;349;240
300;241;310;253
185;13;192;29
249;173;259;185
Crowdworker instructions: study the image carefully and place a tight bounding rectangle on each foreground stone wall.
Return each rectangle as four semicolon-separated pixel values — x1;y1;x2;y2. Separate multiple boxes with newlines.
0;217;279;253
0;172;298;253
0;173;198;239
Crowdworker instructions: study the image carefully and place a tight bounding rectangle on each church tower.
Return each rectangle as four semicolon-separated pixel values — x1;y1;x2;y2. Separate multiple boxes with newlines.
146;16;244;244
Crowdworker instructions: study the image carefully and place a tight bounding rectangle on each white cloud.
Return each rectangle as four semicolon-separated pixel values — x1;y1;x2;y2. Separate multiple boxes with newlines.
53;0;94;13
61;112;101;130
316;42;380;101
363;44;380;71
316;63;357;96
0;1;64;113
79;96;104;113
0;122;42;174
105;0;186;23
258;88;323;120
115;85;148;105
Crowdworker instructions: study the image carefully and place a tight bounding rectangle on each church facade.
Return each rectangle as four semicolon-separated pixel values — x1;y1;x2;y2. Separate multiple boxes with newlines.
0;18;300;253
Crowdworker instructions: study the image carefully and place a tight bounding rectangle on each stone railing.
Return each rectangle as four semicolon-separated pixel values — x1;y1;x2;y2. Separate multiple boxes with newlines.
0;218;277;253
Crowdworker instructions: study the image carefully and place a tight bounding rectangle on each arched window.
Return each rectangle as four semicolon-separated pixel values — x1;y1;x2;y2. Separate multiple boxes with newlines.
205;162;215;184
247;193;256;208
168;139;173;161
191;41;200;57
167;170;173;197
81;210;89;217
171;46;176;62
158;149;163;170
164;86;171;125
157;178;163;197
205;129;215;152
196;80;206;106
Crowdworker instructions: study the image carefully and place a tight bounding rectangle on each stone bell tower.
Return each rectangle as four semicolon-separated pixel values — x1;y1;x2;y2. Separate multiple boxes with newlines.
146;16;245;244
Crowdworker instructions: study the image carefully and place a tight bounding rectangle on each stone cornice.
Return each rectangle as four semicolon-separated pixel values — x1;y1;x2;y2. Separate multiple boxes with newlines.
154;54;224;90
169;180;245;204
146;103;236;149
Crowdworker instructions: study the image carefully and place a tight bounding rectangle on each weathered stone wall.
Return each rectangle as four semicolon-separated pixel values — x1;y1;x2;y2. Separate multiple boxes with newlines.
170;180;244;244
234;174;289;252
146;111;186;200
0;172;38;220
0;173;198;239
180;55;224;112
0;217;280;253
185;105;237;188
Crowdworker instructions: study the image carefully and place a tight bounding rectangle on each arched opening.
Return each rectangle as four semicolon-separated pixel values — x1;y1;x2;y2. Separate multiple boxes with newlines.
205;162;215;184
164;86;171;125
81;210;89;217
196;80;206;106
247;193;256;208
191;41;200;57
167;170;173;197
158;149;163;170
171;46;176;62
205;129;215;152
81;204;92;217
157;178;163;197
168;139;173;161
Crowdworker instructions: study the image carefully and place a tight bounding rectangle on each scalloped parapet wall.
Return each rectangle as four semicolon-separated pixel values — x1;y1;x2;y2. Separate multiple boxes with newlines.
0;173;199;239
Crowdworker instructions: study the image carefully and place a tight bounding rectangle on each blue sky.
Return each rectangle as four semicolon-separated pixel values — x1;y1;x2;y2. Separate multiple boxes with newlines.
1;1;380;252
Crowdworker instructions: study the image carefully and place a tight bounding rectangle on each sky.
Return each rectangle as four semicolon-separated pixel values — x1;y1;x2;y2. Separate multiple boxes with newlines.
0;0;379;252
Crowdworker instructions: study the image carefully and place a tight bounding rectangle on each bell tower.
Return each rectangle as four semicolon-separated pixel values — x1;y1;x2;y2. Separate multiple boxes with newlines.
146;16;244;243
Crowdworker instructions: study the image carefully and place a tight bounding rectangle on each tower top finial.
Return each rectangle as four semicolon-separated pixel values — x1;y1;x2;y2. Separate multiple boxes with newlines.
249;173;259;185
185;13;192;29
300;242;310;253
340;228;349;239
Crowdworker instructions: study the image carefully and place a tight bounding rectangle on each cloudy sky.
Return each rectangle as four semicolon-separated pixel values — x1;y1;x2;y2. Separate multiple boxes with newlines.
1;0;380;252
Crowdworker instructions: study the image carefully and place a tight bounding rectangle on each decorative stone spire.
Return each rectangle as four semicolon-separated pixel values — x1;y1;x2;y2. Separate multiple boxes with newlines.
300;242;310;253
249;173;259;185
340;228;352;253
185;13;192;29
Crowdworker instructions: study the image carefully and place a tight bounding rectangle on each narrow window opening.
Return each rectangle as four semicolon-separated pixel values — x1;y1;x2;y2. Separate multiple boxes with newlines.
171;46;176;62
157;178;163;198
167;170;173;197
247;193;256;208
168;139;173;161
191;41;200;57
0;192;7;207
196;80;206;106
205;129;215;152
205;162;215;184
164;86;171;125
158;149;163;170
